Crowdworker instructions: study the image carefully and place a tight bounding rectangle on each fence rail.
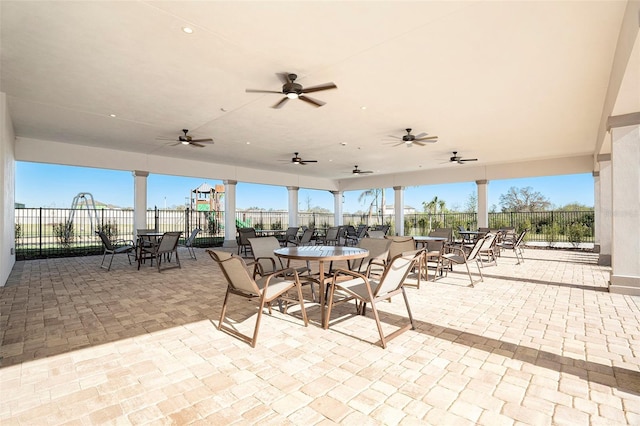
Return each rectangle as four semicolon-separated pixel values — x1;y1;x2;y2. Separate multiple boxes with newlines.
14;208;594;260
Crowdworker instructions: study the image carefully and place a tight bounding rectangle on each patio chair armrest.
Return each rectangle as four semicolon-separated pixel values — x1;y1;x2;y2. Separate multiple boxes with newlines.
331;268;368;282
445;246;467;258
264;268;300;287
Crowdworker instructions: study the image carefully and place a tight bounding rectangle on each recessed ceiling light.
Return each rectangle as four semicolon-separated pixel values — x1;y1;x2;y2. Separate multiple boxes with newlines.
182;27;193;34
220;107;227;112
109;114;116;118
246;142;250;145
360;106;367;110
340;142;347;146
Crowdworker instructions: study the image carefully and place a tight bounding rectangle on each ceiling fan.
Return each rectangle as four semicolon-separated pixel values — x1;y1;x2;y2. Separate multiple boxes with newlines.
449;151;478;164
352;165;373;175
159;129;214;148
246;73;337;108
285;152;318;165
387;128;438;147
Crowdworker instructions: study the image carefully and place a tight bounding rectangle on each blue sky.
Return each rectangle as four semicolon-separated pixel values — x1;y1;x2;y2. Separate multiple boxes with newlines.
16;162;594;212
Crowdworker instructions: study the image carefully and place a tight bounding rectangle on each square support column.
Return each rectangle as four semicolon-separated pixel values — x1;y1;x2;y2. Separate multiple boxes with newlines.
394;186;404;236
223;180;238;248
598;156;612;266
133;170;148;235
331;191;343;226
287;186;299;227
609;125;640;295
476;180;489;228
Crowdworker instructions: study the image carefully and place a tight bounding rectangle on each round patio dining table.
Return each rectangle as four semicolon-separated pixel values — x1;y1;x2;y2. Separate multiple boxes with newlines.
274;245;368;328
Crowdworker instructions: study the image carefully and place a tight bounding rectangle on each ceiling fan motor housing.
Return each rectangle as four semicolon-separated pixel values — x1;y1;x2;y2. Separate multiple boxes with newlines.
283;82;303;95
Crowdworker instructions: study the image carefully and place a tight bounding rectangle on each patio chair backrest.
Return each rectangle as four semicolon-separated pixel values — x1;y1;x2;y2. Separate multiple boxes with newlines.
433;228;453;242
238;228;257;244
97;231;114;250
185;228;201;247
324;226;341;243
208;250;260;296
355;224;368;238
352;237;392;273
479;233;497;251
157;231;182;253
385;236;416;261
248;236;283;273
367;230;386;239
375;250;423;297
514;229;528;247
299;228;314;244
284;227;299;244
466;236;487;261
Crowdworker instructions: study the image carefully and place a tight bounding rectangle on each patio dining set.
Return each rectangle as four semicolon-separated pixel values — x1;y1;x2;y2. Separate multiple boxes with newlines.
97;227;201;272
209;225;529;348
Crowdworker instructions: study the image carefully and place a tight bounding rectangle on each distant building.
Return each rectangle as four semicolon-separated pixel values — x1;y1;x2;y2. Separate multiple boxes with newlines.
381;205;417;215
15;202;25;209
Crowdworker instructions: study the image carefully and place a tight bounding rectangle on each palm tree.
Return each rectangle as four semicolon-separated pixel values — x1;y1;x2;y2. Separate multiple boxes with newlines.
358;188;385;225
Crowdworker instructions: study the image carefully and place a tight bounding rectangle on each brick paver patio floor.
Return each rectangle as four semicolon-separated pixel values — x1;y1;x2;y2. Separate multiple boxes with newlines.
1;247;639;425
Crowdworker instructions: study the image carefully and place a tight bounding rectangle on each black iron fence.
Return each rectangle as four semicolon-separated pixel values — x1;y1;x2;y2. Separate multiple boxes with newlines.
14;208;594;260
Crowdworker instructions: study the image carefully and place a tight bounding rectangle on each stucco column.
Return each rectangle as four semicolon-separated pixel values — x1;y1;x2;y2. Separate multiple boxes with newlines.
223;180;238;248
593;171;600;253
609;125;640;295
394;186;404;236
598;155;612;266
331;191;343;226
476;179;489;228
287;186;299;227
133;170;148;235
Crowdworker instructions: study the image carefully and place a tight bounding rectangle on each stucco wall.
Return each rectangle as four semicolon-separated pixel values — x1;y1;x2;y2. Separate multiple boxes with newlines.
1;92;16;286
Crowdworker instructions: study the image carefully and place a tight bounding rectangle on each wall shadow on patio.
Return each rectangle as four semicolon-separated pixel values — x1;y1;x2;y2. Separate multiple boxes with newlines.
414;319;640;396
326;302;640;397
480;272;609;292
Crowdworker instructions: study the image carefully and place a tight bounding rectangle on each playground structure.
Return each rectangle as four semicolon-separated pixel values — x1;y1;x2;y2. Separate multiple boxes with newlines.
68;192;99;238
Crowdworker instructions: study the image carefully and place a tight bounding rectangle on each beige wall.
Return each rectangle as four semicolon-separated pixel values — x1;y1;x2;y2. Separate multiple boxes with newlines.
1;92;16;286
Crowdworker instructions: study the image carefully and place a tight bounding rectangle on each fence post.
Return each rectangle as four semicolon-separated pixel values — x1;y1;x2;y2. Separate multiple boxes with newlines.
154;207;159;232
185;208;190;237
39;207;43;257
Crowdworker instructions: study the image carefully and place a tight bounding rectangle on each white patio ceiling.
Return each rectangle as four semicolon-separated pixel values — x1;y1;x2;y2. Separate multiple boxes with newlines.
0;1;629;187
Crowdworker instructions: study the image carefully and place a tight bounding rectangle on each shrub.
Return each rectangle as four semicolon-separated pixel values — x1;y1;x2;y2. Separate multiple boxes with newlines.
15;223;22;241
567;222;587;247
271;220;282;230
542;223;560;247
97;221;118;240
53;220;75;249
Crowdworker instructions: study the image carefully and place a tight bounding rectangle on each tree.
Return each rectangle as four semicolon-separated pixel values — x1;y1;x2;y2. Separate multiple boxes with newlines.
464;191;477;213
499;186;550;212
358;188;385;224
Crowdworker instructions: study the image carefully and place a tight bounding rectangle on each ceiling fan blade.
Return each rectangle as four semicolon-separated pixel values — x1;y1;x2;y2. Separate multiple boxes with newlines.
385;141;405;147
387;135;402;140
301;160;318;164
190;142;206;148
413;141;426;146
414;136;438;142
414;132;428;139
170;142;181;146
302;82;337;93
298;95;325;107
272;97;290;109
246;89;282;94
460;158;478;162
190;138;213;143
156;137;178;141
